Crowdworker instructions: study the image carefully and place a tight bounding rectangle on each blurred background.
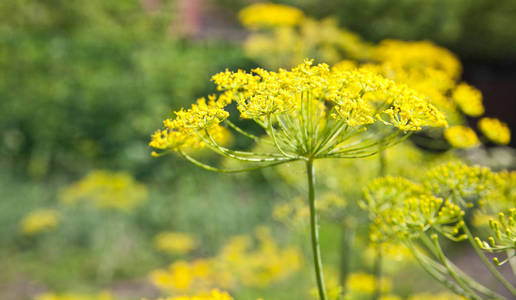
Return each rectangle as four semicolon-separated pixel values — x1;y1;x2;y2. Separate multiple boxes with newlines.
0;0;515;299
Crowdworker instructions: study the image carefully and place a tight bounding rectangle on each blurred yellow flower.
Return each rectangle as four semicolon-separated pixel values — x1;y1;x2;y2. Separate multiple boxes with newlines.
35;291;113;300
20;209;60;235
156;289;233;300
60;170;147;212
346;272;391;294
451;83;484;117
154;232;197;255
478;117;511;145
380;295;403;300
150;226;302;293
372;40;462;79
444;126;480;149
239;3;304;29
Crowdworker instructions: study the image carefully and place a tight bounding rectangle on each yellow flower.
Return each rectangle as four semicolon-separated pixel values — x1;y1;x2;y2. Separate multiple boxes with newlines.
478;117;511;145
238;3;304;29
154;232;197;255
243;17;371;68
346;272;391;294
156;289;233;300
150;261;195;292
60;170;147;212
20;209;60;235
35;291;113;300
444;126;480;149
372;40;462;79
424;161;499;206
452;83;484;117
380;296;403;300
150;226;302;293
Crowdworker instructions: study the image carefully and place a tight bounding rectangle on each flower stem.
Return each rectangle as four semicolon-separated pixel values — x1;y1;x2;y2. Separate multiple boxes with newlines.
307;159;328;300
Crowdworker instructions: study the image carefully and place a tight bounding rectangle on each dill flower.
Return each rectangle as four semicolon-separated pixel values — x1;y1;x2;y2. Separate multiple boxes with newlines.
152;59;447;161
444;126;480;149
20;209;60;235
478;117;511;145
451;83;484;117
424;161;498;207
238;3;304;29
154;232;197;255
60;170;147;212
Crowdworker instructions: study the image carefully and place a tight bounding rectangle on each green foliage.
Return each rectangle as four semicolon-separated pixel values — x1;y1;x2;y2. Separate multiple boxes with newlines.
0;0;246;177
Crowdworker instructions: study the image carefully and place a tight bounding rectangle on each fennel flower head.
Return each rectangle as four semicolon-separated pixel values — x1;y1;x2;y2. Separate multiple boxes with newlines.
150;60;447;169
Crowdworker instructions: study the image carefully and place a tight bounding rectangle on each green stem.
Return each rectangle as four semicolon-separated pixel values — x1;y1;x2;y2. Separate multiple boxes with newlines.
307;160;328;300
463;223;516;296
419;234;504;299
179;150;294;173
431;234;480;299
408;243;470;297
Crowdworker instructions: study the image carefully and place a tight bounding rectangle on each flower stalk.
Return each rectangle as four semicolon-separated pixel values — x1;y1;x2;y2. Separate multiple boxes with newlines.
306;160;328;300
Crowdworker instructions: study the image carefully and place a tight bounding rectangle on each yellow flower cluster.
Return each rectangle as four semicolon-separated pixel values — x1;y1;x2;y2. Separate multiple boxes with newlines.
424;161;498;206
451;83;484;117
154;232;197;255
364;161;514;245
238;2;304;29
150;97;231;153
150;226;302;293
478;117;511;145
35;291;113;300
151;60;447;159
20;209;60;235
214;60;446;128
444;126;479;149
372;40;462;80
370;193;464;242
156;290;233;300
60;170;147;212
